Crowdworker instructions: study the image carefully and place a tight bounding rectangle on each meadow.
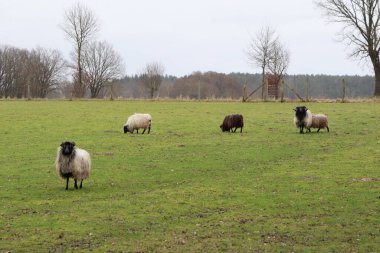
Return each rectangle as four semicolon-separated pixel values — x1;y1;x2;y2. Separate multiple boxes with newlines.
0;100;379;252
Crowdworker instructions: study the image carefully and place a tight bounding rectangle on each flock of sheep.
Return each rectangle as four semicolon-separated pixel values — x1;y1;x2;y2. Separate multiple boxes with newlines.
55;107;329;190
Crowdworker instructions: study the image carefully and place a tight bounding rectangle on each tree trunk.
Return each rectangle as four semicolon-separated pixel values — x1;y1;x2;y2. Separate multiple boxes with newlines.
374;65;380;97
150;87;154;99
75;45;85;98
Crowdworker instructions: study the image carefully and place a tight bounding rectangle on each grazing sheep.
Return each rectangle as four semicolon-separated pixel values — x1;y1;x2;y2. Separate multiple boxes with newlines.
55;141;91;190
308;114;329;133
123;113;152;134
220;114;244;133
293;106;312;134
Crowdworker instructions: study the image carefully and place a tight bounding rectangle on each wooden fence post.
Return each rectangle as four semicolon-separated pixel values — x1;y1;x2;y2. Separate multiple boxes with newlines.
306;77;310;102
27;83;31;100
261;72;265;100
242;84;247;102
280;79;285;102
342;79;346;102
264;77;268;101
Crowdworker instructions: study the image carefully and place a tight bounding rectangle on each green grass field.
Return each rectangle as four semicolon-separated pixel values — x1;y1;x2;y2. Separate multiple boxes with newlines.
0;100;379;252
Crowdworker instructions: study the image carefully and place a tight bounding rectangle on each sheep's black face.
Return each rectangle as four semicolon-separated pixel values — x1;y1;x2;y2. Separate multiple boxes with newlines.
60;141;75;156
124;125;129;133
220;124;228;132
294;106;308;121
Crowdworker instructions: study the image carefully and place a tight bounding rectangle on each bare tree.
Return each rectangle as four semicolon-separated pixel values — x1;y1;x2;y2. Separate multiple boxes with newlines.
316;0;380;96
61;3;99;98
247;26;278;99
28;48;67;98
82;41;125;98
140;62;165;98
267;40;290;87
0;46;28;98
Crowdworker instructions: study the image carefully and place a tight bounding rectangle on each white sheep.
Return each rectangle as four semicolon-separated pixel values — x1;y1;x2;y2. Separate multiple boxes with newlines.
123;113;152;134
55;141;91;190
307;114;329;132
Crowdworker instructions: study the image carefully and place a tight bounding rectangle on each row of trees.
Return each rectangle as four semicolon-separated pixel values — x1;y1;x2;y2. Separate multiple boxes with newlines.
0;41;124;99
0;3;126;99
0;46;65;98
114;72;245;99
112;72;374;100
2;0;380;98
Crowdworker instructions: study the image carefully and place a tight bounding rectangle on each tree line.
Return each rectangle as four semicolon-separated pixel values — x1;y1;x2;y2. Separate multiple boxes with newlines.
0;46;66;98
0;46;374;100
1;1;379;99
107;72;374;100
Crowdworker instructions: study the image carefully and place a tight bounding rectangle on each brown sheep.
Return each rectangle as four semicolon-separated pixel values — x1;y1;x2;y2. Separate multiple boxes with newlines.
220;114;244;133
307;114;329;133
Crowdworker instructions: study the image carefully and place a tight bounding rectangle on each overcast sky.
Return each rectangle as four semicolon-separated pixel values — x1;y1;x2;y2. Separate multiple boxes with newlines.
0;0;373;77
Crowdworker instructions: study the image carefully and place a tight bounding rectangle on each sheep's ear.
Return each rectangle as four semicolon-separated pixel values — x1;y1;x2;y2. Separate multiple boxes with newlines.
293;108;296;111
72;142;76;146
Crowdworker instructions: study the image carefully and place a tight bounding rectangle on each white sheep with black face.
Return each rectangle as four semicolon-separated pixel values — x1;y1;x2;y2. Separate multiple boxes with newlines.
293;106;312;134
55;141;91;190
123;113;152;134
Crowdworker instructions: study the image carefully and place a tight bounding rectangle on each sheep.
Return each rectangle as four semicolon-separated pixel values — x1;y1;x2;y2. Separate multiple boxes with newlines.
293;106;312;134
55;141;91;190
123;113;152;134
307;114;329;133
220;114;244;133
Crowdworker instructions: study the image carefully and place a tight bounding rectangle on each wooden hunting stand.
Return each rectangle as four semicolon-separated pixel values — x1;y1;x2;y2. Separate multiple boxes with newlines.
242;75;306;102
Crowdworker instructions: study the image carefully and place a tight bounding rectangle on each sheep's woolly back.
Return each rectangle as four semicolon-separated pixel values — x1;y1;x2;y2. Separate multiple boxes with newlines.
310;114;328;129
124;113;152;132
55;147;91;180
138;113;152;121
294;109;312;128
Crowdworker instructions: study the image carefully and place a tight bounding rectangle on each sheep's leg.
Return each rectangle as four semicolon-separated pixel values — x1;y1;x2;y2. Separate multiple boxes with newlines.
326;126;329;132
300;126;304;134
65;177;69;190
74;179;78;189
142;129;146;134
317;128;321;133
136;129;139;134
233;127;237;133
80;180;83;189
148;126;151;134
240;127;243;133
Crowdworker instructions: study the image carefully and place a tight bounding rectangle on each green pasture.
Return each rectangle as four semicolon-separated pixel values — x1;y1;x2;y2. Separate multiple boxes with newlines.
0;100;379;252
